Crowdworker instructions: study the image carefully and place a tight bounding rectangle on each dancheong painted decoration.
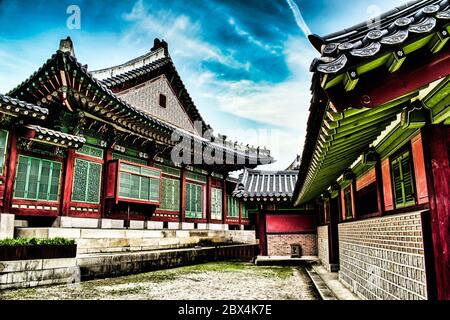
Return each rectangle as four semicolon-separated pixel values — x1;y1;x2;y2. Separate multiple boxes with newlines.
0;36;273;230
293;0;450;300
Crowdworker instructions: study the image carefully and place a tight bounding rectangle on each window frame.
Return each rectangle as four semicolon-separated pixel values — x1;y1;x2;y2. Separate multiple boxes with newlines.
185;181;205;219
111;160;162;205
390;149;416;209
343;186;353;220
71;158;103;204
226;195;239;218
160;176;180;211
13;155;63;202
210;187;223;221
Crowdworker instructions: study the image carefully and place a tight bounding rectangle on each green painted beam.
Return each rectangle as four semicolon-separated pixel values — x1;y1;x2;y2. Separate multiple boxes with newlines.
387;49;406;73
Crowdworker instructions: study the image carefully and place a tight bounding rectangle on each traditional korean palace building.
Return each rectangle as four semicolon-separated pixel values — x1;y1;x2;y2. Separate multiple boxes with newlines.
233;166;316;257
0;37;273;231
294;0;450;300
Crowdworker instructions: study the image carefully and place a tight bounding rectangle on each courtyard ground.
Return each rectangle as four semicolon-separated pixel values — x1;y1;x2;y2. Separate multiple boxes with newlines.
0;261;320;300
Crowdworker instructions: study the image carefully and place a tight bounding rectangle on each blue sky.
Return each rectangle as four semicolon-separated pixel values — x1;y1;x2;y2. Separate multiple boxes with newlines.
0;0;407;170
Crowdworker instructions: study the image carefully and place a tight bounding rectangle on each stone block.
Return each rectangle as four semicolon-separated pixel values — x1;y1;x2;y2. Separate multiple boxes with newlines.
15;228;49;239
14;220;28;228
0;214;15;240
80;229;126;239
168;222;181;230
100;219;113;229
129;220;145;229
146;221;164;230
48;228;81;239
208;223;224;231
125;230;145;238
158;238;180;248
181;222;195;230
42;258;76;270
0;259;42;273
197;223;208;230
175;230;190;238
111;219;125;229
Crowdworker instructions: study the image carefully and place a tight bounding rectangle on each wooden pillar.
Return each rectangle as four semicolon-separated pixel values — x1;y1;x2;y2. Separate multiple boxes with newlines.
328;195;340;272
256;206;267;256
375;157;385;216
61;149;75;216
422;125;450;300
180;167;186;223
3;131;18;213
222;179;227;225
206;174;212;223
100;148;113;218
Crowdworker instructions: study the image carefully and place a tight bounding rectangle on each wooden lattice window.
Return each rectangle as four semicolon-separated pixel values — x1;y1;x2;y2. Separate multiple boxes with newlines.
118;163;160;202
13;155;62;201
185;182;203;219
160;177;180;211
226;195;239;218
72;159;102;204
344;186;353;220
211;187;222;220
0;130;8;175
391;151;416;208
76;145;104;159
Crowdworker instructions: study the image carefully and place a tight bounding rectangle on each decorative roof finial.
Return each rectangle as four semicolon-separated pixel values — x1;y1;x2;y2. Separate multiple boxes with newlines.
151;38;169;56
59;37;75;57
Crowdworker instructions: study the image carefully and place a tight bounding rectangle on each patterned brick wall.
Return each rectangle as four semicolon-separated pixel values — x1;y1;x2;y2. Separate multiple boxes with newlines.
118;76;198;134
267;234;317;257
338;212;427;300
317;226;330;270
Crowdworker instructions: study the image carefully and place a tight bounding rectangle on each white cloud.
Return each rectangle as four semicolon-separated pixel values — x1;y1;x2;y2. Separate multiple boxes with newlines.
285;0;312;37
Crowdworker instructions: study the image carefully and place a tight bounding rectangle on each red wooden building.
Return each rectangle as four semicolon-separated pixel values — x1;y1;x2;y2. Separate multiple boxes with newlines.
294;0;450;300
233;168;316;257
0;37;273;231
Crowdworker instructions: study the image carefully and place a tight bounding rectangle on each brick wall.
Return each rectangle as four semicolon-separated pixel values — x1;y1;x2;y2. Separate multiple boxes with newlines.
118;76;197;134
338;212;428;300
317;226;330;270
266;234;317;257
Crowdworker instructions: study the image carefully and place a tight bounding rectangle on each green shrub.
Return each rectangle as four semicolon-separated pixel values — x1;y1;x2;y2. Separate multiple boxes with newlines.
0;237;75;246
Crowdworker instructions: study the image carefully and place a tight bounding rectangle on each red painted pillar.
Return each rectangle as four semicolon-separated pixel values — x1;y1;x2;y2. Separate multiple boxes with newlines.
222;179;227;225
3;131;18;213
375;158;385;216
100;148;113;218
256;207;267;256
206;175;211;223
180;167;186;223
422;125;450;300
61;148;75;216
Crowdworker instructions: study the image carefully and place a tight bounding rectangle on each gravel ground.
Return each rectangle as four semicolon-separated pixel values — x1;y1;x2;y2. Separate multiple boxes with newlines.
0;261;319;300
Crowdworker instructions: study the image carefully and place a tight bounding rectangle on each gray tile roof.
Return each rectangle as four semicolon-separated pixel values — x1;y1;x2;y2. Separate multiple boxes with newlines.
309;0;449;74
233;169;298;201
26;125;86;149
0;94;48;119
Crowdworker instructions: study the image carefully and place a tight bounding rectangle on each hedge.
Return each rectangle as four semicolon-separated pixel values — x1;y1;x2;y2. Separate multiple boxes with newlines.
0;237;75;246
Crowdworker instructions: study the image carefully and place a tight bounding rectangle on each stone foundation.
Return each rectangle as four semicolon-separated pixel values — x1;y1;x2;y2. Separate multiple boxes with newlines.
317;226;330;271
266;234;317;257
0;258;78;290
338;212;428;300
15;228;257;255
